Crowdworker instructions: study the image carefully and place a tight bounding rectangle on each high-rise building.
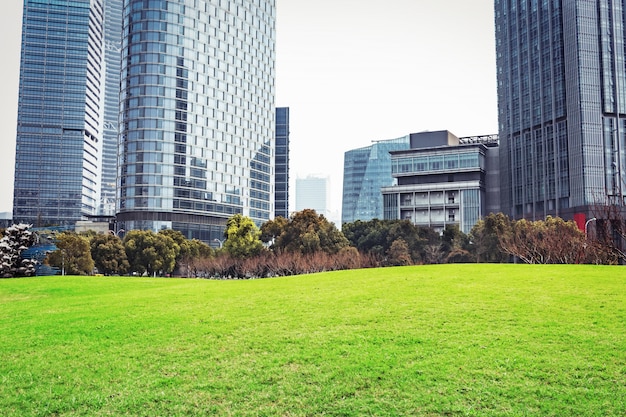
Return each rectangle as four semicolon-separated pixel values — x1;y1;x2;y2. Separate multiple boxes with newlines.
101;0;123;216
116;0;276;241
275;107;290;219
296;175;329;217
13;0;106;226
495;0;626;225
342;135;411;224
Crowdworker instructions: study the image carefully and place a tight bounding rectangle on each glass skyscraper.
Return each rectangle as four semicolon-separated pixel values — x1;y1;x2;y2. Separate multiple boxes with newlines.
13;0;106;226
342;136;411;224
101;0;124;216
495;0;626;222
275;107;290;219
116;0;276;241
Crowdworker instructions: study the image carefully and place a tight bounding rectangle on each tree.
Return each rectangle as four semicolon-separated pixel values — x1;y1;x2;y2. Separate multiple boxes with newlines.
158;229;213;276
342;219;426;263
223;214;264;259
441;224;473;263
48;232;94;275
0;223;37;278
271;209;350;255
386;238;412;266
591;201;626;263
124;230;179;276
469;213;511;263
496;216;587;264
90;233;129;275
260;216;288;246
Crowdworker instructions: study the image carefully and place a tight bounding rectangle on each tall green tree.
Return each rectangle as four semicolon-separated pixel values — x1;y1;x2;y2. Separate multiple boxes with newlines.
272;209;349;254
90;233;129;275
260;216;288;246
386;238;412;266
158;229;212;275
441;224;473;263
124;230;179;276
469;213;511;263
343;219;426;262
223;214;264;259
48;232;94;275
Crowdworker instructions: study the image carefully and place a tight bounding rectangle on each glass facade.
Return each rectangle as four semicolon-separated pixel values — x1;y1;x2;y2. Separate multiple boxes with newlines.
117;0;276;241
13;0;105;226
495;0;626;220
342;136;410;224
275;107;289;219
391;150;481;175
101;0;123;216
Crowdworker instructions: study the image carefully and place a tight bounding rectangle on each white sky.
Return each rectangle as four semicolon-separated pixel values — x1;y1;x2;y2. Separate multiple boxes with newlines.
0;0;498;220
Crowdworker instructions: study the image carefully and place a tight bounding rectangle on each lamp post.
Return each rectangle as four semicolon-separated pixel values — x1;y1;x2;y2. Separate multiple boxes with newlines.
213;238;224;248
585;217;597;238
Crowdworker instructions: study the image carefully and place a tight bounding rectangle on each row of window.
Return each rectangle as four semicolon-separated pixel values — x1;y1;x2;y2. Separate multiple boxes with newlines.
392;152;481;175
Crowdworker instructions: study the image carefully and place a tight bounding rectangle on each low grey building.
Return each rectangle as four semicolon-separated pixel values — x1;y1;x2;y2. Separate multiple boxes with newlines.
382;131;499;234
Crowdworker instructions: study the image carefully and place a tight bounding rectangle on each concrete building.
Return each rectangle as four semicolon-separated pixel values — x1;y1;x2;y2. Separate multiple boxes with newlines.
495;0;626;227
342;135;411;224
382;131;500;234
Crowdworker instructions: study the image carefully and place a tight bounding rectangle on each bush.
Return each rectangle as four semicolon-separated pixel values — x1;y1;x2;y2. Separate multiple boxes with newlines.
192;249;369;279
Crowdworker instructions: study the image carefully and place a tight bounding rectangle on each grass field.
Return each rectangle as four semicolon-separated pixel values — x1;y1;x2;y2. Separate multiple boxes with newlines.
0;264;624;416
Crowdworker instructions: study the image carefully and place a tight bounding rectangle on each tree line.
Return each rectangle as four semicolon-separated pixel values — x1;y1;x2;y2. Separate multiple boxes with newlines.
0;209;623;279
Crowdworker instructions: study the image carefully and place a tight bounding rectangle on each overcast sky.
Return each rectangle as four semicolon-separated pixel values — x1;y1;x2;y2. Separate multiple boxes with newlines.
0;0;498;220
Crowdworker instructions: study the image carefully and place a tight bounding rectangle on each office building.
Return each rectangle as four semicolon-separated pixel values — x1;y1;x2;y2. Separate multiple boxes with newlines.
13;0;106;226
382;131;500;234
116;0;276;241
495;0;626;225
275;107;290;219
342;135;411;224
296;175;330;217
101;0;123;216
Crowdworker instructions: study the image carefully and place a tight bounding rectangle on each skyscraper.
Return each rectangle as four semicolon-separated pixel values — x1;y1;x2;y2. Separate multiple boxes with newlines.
117;0;276;241
495;0;626;223
101;0;123;216
342;135;411;224
296;175;330;218
275;107;290;219
13;0;106;226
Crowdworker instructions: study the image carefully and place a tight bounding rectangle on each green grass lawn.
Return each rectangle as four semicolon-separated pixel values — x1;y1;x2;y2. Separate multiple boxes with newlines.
0;264;624;416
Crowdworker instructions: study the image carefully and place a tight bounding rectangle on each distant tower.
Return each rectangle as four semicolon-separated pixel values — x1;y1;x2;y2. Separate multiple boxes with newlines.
275;107;290;219
342;135;411;224
13;0;106;226
117;0;276;241
495;0;626;223
296;175;330;217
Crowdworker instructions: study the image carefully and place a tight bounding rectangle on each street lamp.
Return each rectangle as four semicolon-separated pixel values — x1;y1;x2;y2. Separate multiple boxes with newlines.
585;217;597;238
213;238;224;248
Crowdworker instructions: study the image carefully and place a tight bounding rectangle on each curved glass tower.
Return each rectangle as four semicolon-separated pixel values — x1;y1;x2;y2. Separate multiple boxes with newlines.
117;0;276;242
342;136;411;224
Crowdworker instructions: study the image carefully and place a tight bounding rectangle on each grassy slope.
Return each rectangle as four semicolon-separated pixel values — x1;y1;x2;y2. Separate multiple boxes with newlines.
0;264;624;416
